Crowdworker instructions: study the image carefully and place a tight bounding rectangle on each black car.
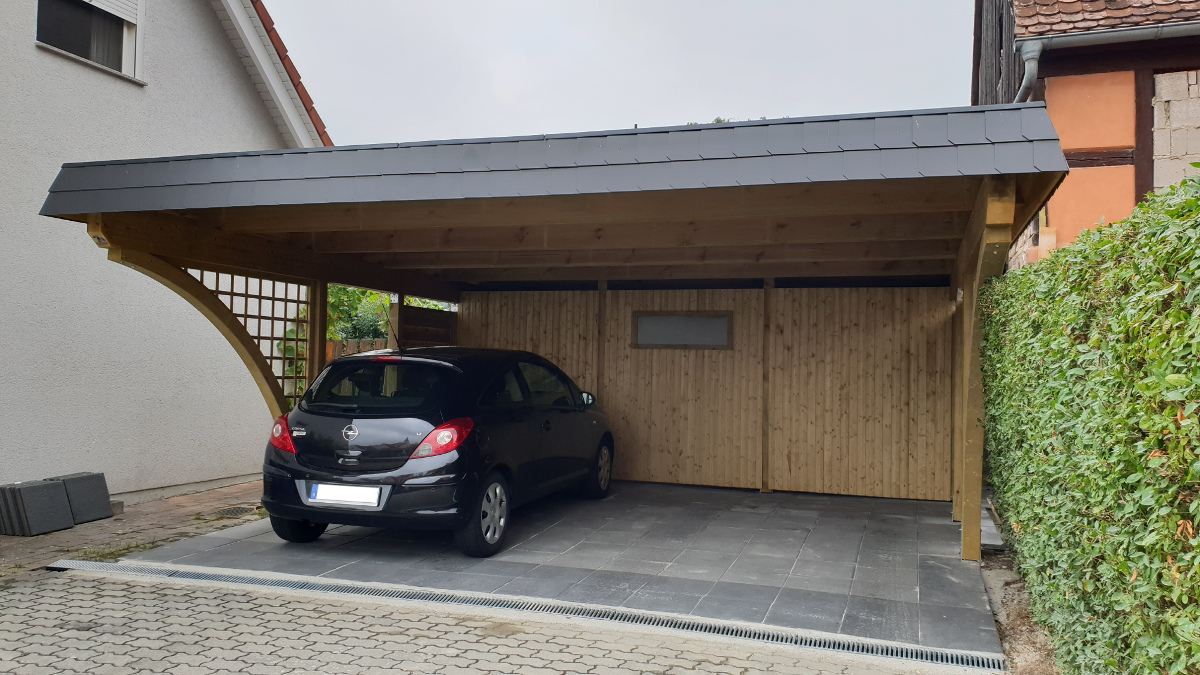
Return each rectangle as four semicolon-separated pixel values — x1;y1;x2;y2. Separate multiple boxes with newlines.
260;348;614;557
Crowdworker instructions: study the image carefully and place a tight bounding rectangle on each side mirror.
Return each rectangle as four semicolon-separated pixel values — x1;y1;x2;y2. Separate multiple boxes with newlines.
580;391;596;407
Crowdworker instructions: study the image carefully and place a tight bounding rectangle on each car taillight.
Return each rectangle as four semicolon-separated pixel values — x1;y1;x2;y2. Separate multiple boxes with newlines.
269;414;297;454
412;418;474;459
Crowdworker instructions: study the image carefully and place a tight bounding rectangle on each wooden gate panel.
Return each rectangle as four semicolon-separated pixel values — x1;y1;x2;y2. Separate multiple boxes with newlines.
768;287;952;500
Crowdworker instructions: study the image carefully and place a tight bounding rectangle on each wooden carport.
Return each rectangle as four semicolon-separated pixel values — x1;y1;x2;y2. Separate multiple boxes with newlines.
41;103;1067;560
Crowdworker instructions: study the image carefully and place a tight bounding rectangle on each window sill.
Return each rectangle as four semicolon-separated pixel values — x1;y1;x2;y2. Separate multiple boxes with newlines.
35;41;147;87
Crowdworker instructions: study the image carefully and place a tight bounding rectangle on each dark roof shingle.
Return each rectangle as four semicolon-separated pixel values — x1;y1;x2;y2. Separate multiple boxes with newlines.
40;103;1066;217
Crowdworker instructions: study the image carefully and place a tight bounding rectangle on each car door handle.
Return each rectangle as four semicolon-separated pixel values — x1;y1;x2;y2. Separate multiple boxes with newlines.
541;420;552;431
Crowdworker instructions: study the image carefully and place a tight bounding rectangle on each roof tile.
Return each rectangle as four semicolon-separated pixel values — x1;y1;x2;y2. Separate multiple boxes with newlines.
1014;0;1200;35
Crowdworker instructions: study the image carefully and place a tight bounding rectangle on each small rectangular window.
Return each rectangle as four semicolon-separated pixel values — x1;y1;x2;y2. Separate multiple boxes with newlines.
37;0;126;73
633;312;733;350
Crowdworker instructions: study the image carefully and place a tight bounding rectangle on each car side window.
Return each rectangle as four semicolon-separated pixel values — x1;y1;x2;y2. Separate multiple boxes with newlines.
478;368;525;408
518;362;574;408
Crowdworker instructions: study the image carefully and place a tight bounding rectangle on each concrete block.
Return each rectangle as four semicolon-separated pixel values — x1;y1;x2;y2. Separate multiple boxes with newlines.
1155;127;1172;158
110;501;125;516
1158;71;1190;101
46;473;112;524
1174;128;1190;157
0;481;74;536
1155;101;1169;129
1170;99;1200;128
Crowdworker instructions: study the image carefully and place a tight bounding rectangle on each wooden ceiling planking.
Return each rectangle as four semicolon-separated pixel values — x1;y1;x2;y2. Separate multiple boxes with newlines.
298;212;971;254
208;177;984;234
366;239;960;270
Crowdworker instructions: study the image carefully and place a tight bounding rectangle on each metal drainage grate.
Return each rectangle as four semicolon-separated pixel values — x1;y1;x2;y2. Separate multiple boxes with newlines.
48;559;1006;672
212;506;257;517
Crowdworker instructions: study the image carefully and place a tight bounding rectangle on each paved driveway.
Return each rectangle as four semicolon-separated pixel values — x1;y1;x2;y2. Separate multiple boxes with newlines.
126;481;1001;654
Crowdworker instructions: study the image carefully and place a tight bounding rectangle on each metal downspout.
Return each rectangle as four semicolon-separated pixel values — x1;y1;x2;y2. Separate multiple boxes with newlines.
1013;40;1043;103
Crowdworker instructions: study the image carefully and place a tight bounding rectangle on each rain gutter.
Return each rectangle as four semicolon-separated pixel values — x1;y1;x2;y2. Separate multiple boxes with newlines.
1012;19;1200;102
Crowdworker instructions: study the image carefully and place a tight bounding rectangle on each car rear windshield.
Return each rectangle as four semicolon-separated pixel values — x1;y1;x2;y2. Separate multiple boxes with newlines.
302;361;459;416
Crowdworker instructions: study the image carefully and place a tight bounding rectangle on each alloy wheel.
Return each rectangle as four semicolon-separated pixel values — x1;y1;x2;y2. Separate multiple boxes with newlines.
480;482;508;544
597;446;612;491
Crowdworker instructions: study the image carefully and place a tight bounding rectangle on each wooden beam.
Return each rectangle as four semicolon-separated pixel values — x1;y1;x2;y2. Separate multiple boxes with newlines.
958;176;1017;562
429;259;954;283
308;281;328;381
211;177;983;234
106;246;290;419
367;240;960;270
304;213;971;254
1011;172;1066;242
88;211;460;301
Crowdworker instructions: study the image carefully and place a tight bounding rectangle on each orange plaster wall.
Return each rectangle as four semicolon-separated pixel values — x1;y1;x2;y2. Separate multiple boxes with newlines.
1044;71;1136;151
1047;165;1136;246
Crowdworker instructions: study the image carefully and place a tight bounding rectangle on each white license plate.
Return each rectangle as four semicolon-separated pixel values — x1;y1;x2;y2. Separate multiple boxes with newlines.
309;483;380;506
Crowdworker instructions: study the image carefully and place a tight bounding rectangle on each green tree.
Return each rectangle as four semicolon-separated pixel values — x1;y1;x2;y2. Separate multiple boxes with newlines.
326;285;390;340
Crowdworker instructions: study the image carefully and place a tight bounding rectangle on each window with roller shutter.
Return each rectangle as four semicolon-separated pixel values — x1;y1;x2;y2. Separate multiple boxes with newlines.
36;0;139;77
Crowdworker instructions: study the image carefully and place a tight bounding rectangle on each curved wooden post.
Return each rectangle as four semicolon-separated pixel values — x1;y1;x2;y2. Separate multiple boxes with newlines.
107;247;290;419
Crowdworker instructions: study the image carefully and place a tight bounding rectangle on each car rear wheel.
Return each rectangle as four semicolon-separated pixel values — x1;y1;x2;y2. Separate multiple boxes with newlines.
269;515;328;543
455;473;509;557
580;442;613;499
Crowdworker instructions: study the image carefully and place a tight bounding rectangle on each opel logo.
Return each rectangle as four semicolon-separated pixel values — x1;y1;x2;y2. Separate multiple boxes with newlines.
342;424;359;441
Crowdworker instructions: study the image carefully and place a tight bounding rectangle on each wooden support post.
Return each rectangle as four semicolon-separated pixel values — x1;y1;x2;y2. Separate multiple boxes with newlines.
597;280;607;399
957;177;1016;561
387;299;404;350
761;278;774;493
308;281;327;383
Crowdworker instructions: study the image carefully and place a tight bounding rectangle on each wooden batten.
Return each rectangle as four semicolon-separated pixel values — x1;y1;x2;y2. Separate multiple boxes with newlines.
371;240;959;270
433;259;953;284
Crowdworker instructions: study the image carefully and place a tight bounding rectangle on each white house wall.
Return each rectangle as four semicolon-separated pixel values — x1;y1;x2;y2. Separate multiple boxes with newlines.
0;0;289;494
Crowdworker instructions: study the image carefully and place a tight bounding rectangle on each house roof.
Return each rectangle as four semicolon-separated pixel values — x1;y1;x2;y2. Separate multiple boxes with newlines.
210;0;332;148
1015;0;1200;37
39;102;1066;217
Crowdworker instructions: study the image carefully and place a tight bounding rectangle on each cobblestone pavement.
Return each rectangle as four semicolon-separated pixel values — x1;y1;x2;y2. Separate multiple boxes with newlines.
0;482;264;577
0;570;987;675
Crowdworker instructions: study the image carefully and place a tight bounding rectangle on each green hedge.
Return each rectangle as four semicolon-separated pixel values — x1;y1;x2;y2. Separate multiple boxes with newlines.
981;175;1200;675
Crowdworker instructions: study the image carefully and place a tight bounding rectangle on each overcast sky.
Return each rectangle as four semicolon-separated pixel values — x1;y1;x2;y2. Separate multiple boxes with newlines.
264;1;976;146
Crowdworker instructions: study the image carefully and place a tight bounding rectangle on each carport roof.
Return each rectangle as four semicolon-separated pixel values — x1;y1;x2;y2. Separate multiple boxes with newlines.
40;102;1066;217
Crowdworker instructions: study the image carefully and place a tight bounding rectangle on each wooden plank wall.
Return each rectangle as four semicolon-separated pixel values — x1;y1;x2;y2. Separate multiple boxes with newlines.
604;290;763;490
457;287;951;499
458;291;599;393
768;288;953;500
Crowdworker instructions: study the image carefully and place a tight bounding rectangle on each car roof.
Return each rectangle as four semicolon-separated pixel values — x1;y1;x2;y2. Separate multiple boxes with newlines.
332;346;549;371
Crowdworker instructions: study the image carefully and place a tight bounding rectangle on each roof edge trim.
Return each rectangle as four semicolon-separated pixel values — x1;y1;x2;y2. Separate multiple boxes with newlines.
57;102;1049;169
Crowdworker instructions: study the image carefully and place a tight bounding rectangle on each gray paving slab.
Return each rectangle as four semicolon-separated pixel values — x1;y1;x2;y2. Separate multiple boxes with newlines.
122;480;999;653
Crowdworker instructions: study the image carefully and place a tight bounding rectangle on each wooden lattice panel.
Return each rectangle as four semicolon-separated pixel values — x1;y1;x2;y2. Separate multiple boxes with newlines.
187;269;311;407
